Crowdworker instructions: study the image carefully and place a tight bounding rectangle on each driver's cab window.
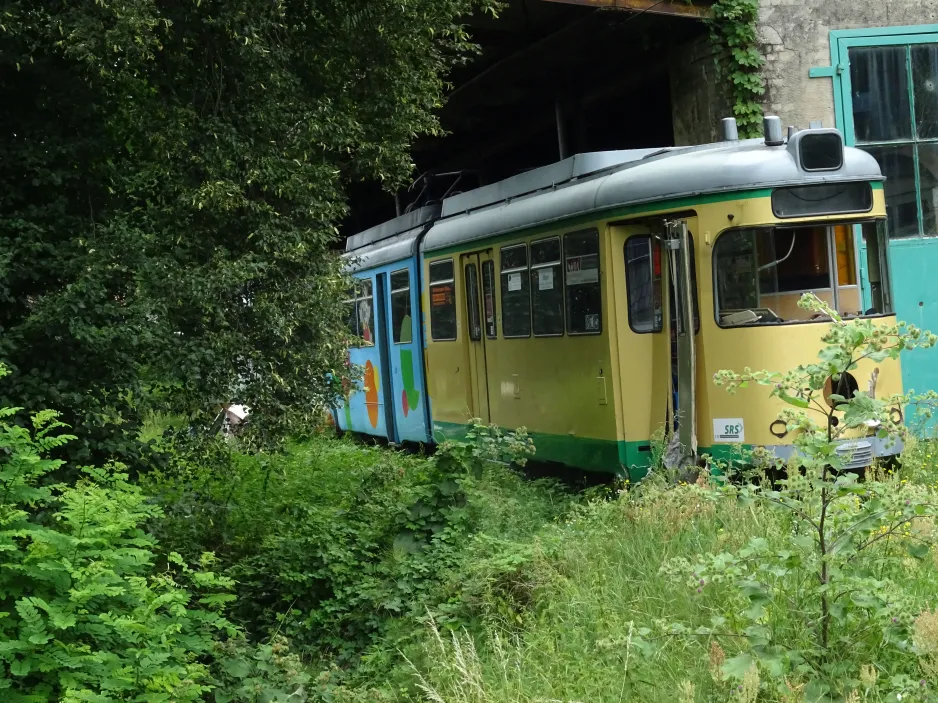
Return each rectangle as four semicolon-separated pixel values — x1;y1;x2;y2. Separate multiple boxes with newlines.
714;223;889;326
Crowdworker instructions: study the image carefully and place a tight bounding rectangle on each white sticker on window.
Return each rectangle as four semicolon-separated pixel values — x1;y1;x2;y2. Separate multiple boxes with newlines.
508;272;522;292
584;313;600;331
566;255;599;285
713;418;745;443
538;269;554;290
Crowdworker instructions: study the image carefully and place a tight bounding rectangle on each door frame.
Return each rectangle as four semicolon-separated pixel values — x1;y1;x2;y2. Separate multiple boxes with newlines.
460;251;493;423
813;24;938;243
812;25;938;305
374;272;399;442
665;219;697;460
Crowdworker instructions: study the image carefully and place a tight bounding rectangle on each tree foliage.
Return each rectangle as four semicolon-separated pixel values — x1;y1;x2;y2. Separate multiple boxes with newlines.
0;0;494;462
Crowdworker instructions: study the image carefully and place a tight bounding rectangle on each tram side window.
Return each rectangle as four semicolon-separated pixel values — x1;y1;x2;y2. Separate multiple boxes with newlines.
390;269;412;344
482;260;497;339
465;263;483;342
624;236;663;333
357;279;375;345
429;259;457;341
343;286;358;338
530;237;564;336
564;229;602;334
714;224;867;327
862;221;894;315
500;244;531;338
343;281;374;346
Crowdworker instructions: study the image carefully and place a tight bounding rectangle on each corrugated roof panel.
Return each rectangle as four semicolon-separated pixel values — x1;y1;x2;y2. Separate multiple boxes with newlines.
440;149;659;217
345;203;441;252
343;226;425;272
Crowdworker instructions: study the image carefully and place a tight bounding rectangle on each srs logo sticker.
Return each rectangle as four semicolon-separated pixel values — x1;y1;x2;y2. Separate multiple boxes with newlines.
713;418;744;443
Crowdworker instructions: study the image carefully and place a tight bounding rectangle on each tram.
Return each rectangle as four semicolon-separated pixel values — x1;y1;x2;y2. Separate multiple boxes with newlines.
335;116;901;479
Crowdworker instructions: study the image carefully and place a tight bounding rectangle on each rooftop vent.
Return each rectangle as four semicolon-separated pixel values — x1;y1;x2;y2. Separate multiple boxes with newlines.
721;117;739;141
764;116;784;146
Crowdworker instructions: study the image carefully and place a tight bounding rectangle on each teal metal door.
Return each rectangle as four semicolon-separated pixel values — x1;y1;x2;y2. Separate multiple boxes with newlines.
827;26;938;408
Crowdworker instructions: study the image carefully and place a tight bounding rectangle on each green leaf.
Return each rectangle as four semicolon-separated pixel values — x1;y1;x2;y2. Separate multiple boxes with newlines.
850;592;883;609
757;653;784;678
9;659;30;677
777;391;810;408
803;679;832;703
222;657;253;679
721;652;755;679
908;542;930;559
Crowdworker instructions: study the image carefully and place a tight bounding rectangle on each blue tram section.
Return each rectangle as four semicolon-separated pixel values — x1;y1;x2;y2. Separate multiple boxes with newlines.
335;205;439;444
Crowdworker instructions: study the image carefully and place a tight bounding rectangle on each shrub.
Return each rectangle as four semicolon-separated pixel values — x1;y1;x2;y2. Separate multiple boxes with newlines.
0;364;311;703
662;294;938;700
144;420;571;698
0;370;235;700
211;635;310;703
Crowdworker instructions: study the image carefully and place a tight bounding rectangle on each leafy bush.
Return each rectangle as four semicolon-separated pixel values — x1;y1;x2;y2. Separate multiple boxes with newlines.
211;636;310;703
0;371;233;700
0;365;312;703
1;0;498;465
662;295;938;700
144;422;570;696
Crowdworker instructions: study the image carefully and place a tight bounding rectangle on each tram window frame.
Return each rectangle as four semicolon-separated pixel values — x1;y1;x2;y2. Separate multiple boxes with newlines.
500;243;532;338
711;222;886;328
530;237;565;337
564;229;602;335
624;235;663;334
861;220;895;316
429;259;458;342
390;268;412;345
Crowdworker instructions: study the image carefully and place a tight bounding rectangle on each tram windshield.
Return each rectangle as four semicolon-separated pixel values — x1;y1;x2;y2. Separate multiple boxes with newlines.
713;221;891;327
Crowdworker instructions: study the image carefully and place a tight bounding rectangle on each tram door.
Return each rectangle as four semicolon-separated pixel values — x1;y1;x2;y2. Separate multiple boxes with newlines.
460;252;493;423
374;272;399;441
663;219;697;463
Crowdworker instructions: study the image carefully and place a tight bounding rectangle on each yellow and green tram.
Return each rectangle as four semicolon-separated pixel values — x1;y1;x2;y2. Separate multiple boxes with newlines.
337;117;900;479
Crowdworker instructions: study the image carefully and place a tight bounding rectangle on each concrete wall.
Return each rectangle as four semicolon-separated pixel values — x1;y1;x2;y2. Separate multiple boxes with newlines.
758;0;938;130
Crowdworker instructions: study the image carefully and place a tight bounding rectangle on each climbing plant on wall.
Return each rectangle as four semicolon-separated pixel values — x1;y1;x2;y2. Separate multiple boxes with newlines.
708;0;765;138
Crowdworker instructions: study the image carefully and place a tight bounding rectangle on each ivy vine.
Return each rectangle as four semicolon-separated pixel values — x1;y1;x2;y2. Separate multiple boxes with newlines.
707;0;765;138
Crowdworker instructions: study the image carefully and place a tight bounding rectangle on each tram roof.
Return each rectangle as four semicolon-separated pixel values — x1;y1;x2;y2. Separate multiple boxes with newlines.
342;204;440;273
422;134;883;254
343;128;883;269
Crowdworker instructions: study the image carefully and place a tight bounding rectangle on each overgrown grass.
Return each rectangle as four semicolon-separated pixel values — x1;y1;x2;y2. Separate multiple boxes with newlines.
138;419;938;701
416;479;761;702
412;447;938;703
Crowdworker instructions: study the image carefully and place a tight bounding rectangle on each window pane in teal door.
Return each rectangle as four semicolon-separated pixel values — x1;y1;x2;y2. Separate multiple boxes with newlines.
850;46;912;143
913;44;938;139
865;145;919;237
920;143;938;236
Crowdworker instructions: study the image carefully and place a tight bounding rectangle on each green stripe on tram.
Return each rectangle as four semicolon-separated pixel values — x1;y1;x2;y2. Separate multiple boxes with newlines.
427;189;775;257
431;421;660;481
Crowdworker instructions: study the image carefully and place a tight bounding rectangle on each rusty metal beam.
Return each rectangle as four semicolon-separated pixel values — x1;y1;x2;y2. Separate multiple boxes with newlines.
539;0;710;19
